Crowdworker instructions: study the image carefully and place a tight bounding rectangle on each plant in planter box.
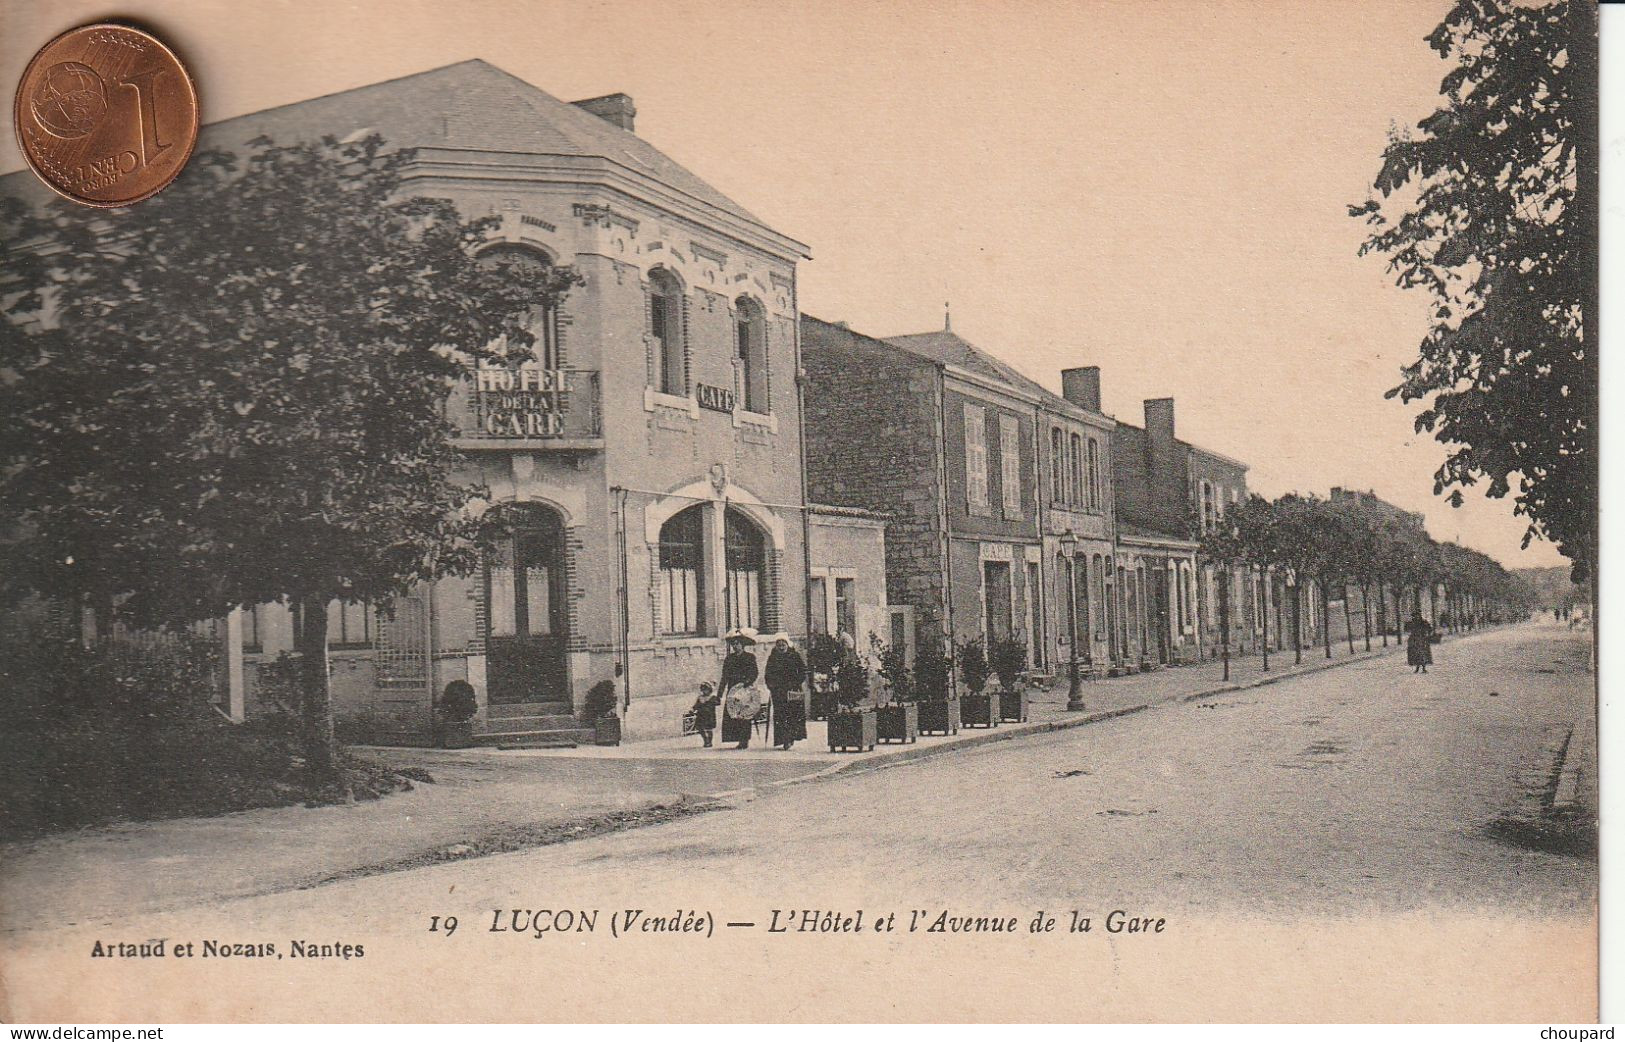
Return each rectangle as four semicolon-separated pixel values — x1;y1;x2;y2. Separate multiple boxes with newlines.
583;679;621;746
827;652;877;752
436;680;478;748
957;636;997;728
805;633;845;721
913;631;960;735
989;634;1030;723
869;634;919;745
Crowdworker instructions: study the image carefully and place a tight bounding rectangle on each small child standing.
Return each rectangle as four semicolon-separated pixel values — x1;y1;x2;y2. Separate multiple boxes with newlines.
691;682;720;747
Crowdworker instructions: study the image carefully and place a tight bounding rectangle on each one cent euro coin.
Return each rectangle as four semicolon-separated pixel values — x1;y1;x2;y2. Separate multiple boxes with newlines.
13;23;199;207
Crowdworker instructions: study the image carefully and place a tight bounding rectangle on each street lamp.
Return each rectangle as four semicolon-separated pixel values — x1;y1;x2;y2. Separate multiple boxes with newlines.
1061;529;1084;711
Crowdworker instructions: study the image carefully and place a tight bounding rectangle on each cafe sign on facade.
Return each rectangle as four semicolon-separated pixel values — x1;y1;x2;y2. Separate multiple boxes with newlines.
474;366;568;437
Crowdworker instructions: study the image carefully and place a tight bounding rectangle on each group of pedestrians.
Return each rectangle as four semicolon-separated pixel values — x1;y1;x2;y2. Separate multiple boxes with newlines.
689;629;807;750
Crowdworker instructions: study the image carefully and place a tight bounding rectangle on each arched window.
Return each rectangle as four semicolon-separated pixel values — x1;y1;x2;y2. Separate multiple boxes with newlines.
658;505;705;635
724;508;767;631
476;244;560;369
1073;553;1091;649
648;267;686;396
734;296;769;414
1049;429;1065;504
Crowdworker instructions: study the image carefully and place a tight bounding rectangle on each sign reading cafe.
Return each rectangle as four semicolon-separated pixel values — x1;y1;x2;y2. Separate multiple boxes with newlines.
474;366;568;437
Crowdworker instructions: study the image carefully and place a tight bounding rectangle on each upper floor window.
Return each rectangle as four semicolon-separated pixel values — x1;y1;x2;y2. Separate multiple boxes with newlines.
734;296;769;414
476;244;560;369
1069;432;1084;507
963;403;989;512
1201;480;1217;532
1087;438;1101;512
999;414;1022;519
648;267;686;397
1050;428;1065;504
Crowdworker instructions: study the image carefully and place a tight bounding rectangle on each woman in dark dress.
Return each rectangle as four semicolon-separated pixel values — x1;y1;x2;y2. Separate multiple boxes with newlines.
718;630;760;749
764;633;808;750
1404;610;1434;674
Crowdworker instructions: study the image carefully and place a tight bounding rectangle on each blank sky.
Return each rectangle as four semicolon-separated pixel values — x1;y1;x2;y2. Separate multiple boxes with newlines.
0;0;1567;567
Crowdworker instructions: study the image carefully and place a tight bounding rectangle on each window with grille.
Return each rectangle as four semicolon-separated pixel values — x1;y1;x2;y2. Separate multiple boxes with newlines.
1087;438;1101;512
835;578;856;643
724;508;766;632
1069;433;1084;507
658;506;705;635
374;596;429;690
1050;428;1065;503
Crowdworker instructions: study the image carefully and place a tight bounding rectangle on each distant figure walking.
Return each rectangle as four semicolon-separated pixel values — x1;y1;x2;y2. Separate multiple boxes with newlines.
1405;610;1434;674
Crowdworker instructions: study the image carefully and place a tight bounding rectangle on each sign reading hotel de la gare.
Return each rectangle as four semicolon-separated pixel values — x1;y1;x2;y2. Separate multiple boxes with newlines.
474;367;569;437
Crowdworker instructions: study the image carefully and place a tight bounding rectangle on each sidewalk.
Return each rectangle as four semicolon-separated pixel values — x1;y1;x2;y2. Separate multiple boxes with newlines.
0;629;1433;934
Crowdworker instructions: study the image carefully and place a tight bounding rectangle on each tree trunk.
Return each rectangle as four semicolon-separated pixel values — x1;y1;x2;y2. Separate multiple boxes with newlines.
1219;566;1231;681
298;597;350;801
1361;583;1372;651
1321;581;1332;659
1292;582;1303;666
1378;581;1389;647
1342;584;1357;655
1260;568;1271;672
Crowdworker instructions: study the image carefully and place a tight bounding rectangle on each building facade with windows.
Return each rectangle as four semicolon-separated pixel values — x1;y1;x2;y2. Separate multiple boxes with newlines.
802;315;1056;669
1109;395;1254;666
94;61;818;744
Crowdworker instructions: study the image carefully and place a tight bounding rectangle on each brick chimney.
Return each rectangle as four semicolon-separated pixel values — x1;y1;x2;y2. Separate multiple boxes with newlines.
1144;397;1175;441
572;93;636;132
1061;367;1102;413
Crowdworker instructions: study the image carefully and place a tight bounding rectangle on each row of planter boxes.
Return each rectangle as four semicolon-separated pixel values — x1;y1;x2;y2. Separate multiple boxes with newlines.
826;687;1030;752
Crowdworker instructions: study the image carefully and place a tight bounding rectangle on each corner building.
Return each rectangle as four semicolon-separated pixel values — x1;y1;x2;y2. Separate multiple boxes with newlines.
159;62;814;743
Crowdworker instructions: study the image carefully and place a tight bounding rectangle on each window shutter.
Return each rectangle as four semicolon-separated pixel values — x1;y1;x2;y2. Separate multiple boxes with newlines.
999;414;1022;519
963;403;988;511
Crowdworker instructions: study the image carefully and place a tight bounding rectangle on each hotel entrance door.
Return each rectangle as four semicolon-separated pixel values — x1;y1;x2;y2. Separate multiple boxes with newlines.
484;505;569;706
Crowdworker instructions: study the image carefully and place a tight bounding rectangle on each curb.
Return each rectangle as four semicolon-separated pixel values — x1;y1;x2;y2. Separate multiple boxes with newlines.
730;635;1421;798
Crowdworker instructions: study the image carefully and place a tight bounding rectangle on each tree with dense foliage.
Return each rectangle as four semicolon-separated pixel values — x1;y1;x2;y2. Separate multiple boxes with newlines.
1352;0;1598;586
0;135;582;790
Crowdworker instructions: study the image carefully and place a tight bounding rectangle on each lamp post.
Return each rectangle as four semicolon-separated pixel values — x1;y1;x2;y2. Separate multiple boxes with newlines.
1062;529;1084;711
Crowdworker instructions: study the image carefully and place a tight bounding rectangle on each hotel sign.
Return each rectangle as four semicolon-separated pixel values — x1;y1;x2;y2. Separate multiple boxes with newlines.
696;383;736;413
474;367;567;438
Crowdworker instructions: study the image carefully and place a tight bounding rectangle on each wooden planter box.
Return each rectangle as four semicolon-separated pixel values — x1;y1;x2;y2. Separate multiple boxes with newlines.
917;698;961;736
827;709;878;752
961;692;998;728
593;715;622;747
997;687;1029;723
876;703;919;744
437;721;475;749
807;683;838;722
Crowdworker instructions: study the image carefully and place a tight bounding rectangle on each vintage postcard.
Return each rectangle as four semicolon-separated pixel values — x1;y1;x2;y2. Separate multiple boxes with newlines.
0;0;1601;1024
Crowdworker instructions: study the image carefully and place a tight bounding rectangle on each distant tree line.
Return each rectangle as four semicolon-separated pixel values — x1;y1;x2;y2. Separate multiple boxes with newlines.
1197;492;1534;667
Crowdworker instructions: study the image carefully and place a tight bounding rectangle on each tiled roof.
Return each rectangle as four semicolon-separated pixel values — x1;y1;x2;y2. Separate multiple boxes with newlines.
1118;521;1198;546
883;328;1081;415
2;60;765;228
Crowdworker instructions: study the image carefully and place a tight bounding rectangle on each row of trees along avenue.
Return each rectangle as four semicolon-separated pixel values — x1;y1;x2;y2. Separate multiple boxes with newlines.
1197;492;1533;677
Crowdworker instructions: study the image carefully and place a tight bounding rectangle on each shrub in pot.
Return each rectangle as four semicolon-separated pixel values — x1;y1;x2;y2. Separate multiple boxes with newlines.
913;631;960;735
436;680;478;748
805;633;845;721
989;634;1030;723
584;679;621;746
957;636;997;728
827;652;877;752
869;634;918;745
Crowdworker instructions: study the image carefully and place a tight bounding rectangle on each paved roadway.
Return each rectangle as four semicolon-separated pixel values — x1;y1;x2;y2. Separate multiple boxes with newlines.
6;623;1596;1022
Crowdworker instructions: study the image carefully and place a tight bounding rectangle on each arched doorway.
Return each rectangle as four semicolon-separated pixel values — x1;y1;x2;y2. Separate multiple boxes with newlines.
483;503;569;706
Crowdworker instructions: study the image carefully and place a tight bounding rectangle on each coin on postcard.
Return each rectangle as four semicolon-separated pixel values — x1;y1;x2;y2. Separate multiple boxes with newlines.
12;23;199;207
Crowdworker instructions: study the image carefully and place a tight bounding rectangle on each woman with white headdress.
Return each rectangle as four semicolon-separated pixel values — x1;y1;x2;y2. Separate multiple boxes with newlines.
718;628;761;749
764;632;807;749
